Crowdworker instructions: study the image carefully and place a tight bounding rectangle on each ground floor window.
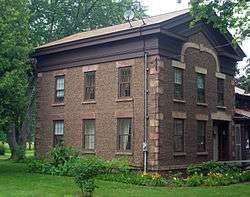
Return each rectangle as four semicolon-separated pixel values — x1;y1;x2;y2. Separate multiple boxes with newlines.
118;118;132;151
174;119;184;152
83;120;95;150
53;120;64;146
197;121;206;152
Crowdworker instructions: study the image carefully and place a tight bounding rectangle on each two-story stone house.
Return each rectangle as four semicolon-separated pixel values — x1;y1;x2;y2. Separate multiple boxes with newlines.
34;9;246;171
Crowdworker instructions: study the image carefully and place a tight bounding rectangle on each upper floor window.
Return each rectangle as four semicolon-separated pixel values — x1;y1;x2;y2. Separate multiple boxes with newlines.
118;67;131;97
118;118;132;151
55;76;64;103
197;74;205;103
173;119;184;152
83;120;95;150
197;121;206;152
174;68;183;100
217;79;224;106
84;71;95;100
53;120;64;146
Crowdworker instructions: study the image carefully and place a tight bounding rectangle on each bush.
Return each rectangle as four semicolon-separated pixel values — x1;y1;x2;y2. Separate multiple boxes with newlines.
98;171;166;187
187;161;241;176
48;143;78;166
185;173;204;187
26;157;46;173
71;156;107;197
0;144;5;155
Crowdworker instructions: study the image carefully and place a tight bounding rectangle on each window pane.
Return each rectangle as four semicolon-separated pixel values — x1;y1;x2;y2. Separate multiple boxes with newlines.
118;118;132;151
83;120;95;149
54;121;64;135
197;121;206;152
174;119;184;152
119;67;131;97
56;77;64;90
197;74;205;89
174;69;182;84
84;72;95;100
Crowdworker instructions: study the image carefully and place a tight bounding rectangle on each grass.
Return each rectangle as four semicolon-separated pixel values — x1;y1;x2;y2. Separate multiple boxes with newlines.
0;158;250;197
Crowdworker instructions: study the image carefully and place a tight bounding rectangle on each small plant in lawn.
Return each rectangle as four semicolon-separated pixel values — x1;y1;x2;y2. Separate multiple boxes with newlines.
71;156;107;197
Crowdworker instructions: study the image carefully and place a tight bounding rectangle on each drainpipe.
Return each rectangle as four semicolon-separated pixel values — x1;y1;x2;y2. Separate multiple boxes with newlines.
143;50;149;173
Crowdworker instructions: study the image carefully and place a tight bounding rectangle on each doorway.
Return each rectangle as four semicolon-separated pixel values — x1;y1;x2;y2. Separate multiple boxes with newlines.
213;121;229;161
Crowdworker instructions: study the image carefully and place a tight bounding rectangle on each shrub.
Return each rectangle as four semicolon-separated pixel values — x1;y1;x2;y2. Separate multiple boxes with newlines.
185;173;204;187
98;171;166;187
26;157;46;173
48;143;78;166
0;144;5;155
187;161;241;176
71;156;107;197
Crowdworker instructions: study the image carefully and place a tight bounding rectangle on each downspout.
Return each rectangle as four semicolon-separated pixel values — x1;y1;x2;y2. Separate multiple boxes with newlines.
140;24;148;173
143;50;149;173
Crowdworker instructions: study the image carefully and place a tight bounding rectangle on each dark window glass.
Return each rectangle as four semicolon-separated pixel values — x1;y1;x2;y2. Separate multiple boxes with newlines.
174;119;184;152
118;118;132;151
83;120;95;150
118;67;131;97
53;120;64;146
174;68;183;99
217;79;224;106
197;74;205;103
55;76;64;103
84;71;95;100
197;121;206;152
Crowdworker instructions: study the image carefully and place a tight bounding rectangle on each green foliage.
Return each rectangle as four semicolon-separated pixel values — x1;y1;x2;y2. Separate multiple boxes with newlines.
185;173;204;187
187;161;241;176
98;171;166;187
29;0;147;46
190;0;250;44
71;156;107;196
48;143;78;166
0;144;5;155
26;157;46;173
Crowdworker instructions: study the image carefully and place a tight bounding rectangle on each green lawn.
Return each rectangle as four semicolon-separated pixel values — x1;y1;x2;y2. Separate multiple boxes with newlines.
0;159;250;197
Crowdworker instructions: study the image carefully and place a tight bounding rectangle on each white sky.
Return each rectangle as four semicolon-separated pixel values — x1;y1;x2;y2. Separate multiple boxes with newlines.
140;0;249;76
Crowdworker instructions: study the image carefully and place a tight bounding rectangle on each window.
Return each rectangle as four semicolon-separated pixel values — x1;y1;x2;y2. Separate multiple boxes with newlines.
53;120;64;146
197;74;205;103
174;68;183;99
83;120;95;150
118;67;131;97
217;79;224;106
174;119;184;152
197;121;206;152
118;118;132;151
84;71;95;100
55;76;64;103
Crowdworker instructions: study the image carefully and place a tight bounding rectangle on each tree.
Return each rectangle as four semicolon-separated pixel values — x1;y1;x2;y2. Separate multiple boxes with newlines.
0;0;34;160
29;0;146;46
236;58;250;92
190;0;250;44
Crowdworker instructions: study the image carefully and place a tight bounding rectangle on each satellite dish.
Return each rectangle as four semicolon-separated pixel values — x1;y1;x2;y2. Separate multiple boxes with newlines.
124;10;135;22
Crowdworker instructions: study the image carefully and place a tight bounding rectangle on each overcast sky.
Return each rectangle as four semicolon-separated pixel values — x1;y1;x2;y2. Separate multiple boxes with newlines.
140;0;249;76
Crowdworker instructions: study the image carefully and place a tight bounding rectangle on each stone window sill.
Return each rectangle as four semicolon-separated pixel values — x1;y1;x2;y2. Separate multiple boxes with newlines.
197;152;208;156
82;100;96;105
173;99;186;104
52;103;65;107
197;103;208;107
217;106;227;110
173;152;186;157
115;152;133;156
116;97;133;102
83;150;96;154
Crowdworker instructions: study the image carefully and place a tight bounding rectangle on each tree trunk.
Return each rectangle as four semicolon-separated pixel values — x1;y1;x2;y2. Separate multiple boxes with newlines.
7;123;19;160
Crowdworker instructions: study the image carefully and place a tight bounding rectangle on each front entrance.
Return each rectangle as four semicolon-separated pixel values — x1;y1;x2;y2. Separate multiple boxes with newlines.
213;121;229;161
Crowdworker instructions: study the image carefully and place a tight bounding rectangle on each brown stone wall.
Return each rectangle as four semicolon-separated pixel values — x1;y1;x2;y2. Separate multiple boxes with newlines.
36;56;159;168
157;32;235;170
